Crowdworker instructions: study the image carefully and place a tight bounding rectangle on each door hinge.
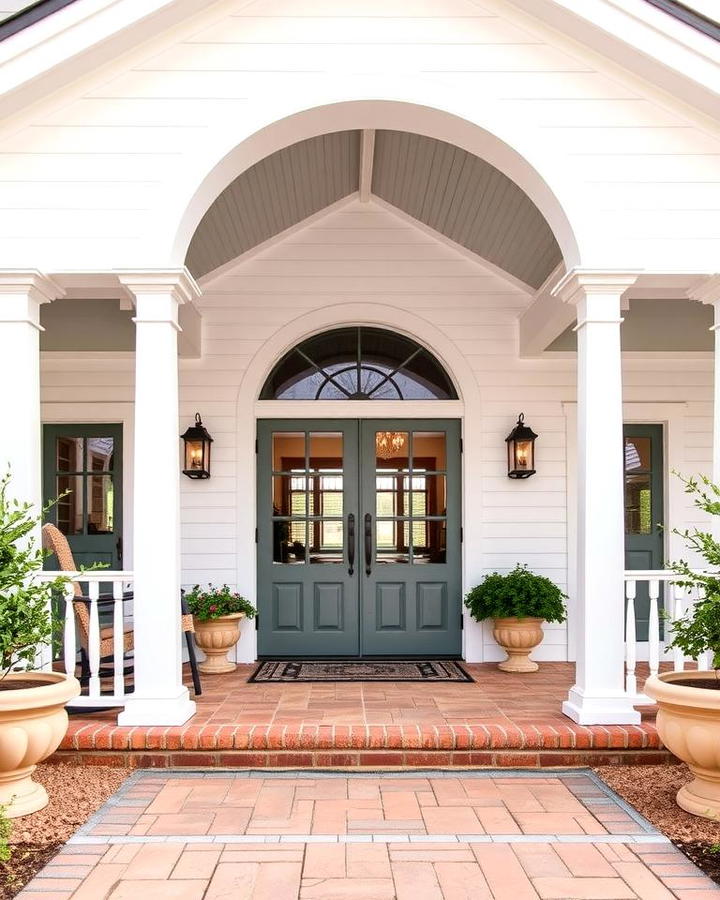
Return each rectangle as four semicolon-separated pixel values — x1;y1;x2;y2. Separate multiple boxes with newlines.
255;438;259;454
459;437;463;454
460;612;464;630
460;526;463;543
255;615;259;630
255;527;258;544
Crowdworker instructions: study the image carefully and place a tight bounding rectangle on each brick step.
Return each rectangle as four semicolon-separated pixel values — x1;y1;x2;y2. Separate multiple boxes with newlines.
50;720;671;768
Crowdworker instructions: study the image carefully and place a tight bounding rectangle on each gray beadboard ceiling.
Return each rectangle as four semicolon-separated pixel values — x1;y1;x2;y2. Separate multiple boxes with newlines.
186;129;563;289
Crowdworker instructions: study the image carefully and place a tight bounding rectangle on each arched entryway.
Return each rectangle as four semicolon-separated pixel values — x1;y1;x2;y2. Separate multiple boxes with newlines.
256;327;461;658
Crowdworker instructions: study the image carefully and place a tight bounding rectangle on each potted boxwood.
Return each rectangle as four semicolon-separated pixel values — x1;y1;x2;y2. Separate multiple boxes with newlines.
464;565;567;672
0;473;80;818
185;584;256;674
645;473;720;819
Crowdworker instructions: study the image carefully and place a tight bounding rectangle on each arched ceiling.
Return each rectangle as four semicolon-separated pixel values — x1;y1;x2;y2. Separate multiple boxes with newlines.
185;129;563;290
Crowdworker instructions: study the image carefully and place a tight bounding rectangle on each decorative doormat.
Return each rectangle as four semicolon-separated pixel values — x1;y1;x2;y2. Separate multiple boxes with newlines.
249;659;473;683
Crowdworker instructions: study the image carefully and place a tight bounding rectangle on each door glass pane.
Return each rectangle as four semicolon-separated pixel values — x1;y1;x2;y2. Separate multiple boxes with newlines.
309;432;343;471
87;474;114;534
376;474;409;517
625;437;651;472
375;431;408;468
412;474;446;517
625;475;652;534
309;473;343;517
87;437;115;472
273;474;307;516
413;431;446;471
273;519;307;564
56;474;83;535
56;437;83;472
413;520;447;564
309;520;344;564
376;520;409;564
273;432;305;471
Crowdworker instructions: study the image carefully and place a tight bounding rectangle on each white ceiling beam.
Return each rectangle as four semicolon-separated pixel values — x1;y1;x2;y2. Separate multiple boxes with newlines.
359;129;376;203
518;287;577;357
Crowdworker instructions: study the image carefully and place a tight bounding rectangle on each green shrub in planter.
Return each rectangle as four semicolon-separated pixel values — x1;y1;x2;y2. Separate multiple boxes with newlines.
465;566;567;673
464;565;567;623
666;472;720;670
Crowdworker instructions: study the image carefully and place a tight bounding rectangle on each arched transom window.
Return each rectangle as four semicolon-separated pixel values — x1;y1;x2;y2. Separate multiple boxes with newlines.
261;327;457;401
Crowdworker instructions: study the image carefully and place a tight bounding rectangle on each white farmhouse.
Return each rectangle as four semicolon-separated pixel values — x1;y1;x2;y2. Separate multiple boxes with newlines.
0;0;718;729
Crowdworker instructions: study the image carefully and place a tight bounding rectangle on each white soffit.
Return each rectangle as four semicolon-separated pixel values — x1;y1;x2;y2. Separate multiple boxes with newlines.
185;129;563;290
186;131;361;280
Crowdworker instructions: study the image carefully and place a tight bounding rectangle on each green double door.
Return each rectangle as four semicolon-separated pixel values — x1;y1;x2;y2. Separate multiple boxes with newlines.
257;419;462;657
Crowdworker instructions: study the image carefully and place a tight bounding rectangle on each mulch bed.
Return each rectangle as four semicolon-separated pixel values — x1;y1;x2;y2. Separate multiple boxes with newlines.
1;763;130;899
680;842;720;884
1;844;60;900
596;763;720;885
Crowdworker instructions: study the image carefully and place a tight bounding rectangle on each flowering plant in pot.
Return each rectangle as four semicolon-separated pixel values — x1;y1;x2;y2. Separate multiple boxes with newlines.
185;584;256;675
645;473;720;819
464;565;567;672
0;473;80;818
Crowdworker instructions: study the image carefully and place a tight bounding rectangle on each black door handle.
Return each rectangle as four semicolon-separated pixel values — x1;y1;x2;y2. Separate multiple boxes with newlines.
364;513;372;576
347;513;355;576
116;535;123;567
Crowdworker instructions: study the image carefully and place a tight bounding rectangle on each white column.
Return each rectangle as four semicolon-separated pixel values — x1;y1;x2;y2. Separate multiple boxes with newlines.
118;270;199;726
553;270;641;725
0;272;62;512
690;275;720;496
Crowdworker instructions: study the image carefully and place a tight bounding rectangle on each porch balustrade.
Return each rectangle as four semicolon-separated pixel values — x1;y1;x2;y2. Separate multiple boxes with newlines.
624;569;712;704
38;571;133;710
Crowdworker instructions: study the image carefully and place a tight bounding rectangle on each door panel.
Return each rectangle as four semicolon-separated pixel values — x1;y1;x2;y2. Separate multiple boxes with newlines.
624;424;664;642
360;420;461;656
258;420;360;656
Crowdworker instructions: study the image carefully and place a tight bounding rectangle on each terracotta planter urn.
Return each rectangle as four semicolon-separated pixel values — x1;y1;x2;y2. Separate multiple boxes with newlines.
645;671;720;819
0;671;81;818
193;612;245;675
492;617;545;673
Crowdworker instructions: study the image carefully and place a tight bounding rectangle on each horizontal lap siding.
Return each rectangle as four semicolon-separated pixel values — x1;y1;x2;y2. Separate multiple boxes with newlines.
0;0;718;274
40;200;714;660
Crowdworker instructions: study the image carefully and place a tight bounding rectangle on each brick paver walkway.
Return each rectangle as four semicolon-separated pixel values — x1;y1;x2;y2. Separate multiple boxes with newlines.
19;770;720;899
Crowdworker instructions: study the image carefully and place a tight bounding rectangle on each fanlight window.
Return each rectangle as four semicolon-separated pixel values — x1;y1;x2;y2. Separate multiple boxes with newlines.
261;327;457;401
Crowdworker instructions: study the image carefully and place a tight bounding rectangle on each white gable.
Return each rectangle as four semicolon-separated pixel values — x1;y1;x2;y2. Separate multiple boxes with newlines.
0;0;717;277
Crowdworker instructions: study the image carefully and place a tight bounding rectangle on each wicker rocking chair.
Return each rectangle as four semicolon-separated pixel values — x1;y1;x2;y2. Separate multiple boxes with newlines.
42;523;201;696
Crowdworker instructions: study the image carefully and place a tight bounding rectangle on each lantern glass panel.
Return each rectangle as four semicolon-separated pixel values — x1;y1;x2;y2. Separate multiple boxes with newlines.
185;440;205;473
513;439;533;473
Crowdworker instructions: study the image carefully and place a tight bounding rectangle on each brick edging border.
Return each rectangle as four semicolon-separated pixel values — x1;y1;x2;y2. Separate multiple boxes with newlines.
49;748;676;768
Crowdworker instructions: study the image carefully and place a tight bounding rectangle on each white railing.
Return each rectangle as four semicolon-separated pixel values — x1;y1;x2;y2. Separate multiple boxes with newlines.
624;569;712;702
39;571;134;710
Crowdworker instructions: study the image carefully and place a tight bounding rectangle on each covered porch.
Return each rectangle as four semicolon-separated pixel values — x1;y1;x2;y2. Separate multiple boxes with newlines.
3;111;720;732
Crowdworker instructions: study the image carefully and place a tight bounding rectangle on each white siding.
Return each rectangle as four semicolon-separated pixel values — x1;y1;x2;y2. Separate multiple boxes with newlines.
1;0;718;273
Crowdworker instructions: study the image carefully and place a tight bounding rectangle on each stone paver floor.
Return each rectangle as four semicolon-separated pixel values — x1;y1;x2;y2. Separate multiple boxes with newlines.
19;769;720;899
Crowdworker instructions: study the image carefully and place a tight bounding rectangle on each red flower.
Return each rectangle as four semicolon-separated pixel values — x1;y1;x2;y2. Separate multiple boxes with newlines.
209;604;217;613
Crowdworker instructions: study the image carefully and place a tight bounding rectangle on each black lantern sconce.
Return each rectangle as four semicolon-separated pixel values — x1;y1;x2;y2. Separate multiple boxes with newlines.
506;413;537;479
181;413;213;479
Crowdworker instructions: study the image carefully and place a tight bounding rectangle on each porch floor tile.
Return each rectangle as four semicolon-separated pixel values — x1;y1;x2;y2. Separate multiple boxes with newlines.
19;770;720;899
54;663;666;768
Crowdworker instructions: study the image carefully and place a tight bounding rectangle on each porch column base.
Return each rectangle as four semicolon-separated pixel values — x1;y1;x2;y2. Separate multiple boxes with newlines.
118;689;196;727
562;687;641;725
